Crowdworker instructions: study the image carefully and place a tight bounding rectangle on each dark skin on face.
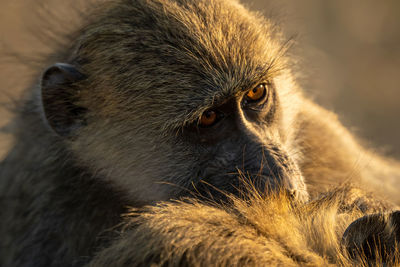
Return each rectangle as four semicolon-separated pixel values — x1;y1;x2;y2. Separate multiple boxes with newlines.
198;83;267;128
182;81;307;202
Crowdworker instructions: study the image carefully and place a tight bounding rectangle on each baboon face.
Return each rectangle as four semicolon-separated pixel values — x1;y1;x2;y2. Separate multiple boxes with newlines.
40;0;308;204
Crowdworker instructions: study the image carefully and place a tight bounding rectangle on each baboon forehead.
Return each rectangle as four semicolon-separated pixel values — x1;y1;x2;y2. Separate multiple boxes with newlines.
78;0;288;129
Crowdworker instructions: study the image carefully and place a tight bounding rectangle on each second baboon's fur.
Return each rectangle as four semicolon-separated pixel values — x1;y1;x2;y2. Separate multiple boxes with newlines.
1;0;400;266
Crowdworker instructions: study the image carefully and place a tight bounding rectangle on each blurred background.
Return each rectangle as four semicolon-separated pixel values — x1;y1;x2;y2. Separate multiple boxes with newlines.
0;0;399;158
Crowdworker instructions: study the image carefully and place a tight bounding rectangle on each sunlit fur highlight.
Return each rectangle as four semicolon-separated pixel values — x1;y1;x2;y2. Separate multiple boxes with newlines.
87;184;398;266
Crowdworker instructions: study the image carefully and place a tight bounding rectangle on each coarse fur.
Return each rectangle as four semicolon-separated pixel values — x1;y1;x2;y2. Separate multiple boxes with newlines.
1;0;400;266
88;185;400;267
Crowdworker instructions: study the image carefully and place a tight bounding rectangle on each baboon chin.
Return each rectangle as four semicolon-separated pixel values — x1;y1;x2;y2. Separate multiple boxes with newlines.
1;0;400;266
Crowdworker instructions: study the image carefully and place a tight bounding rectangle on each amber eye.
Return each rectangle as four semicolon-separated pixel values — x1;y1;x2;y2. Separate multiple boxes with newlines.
199;110;217;127
246;83;266;102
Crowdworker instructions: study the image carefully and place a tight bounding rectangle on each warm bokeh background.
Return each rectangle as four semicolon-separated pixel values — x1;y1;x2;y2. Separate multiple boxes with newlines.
1;0;399;158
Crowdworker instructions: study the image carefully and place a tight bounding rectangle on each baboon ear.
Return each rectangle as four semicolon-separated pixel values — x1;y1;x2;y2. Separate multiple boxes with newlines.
41;63;87;137
342;211;400;263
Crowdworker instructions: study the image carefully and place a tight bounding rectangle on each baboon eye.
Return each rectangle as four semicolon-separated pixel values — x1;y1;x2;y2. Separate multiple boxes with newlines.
199;110;217;127
246;83;266;102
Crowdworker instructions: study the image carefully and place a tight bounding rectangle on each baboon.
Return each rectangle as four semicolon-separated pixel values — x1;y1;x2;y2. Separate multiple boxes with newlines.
1;0;400;266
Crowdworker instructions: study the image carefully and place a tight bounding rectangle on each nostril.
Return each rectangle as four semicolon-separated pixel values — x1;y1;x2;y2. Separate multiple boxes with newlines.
286;189;309;203
284;189;296;200
288;189;296;198
286;189;298;201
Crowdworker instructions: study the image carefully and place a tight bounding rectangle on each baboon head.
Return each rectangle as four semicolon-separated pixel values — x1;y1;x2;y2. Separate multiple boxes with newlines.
40;0;308;205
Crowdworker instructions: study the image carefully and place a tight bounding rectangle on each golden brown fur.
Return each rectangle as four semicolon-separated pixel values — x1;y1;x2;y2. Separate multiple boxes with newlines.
88;185;399;266
1;0;400;266
297;100;400;201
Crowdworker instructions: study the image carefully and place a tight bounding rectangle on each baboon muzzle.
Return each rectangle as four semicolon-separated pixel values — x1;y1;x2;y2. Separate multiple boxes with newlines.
194;145;309;203
259;146;309;202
